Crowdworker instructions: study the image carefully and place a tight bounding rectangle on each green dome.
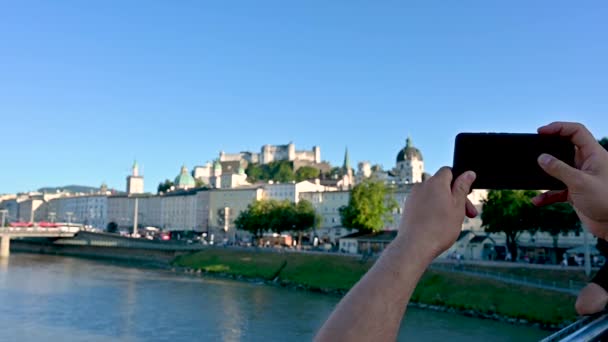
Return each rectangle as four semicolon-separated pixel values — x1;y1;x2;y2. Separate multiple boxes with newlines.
174;165;195;187
213;160;222;170
396;137;423;162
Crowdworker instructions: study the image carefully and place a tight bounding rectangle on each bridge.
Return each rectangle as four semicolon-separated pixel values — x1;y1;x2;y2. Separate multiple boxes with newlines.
0;227;78;257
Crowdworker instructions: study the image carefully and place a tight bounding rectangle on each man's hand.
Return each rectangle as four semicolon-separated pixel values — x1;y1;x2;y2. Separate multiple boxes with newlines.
532;122;608;239
398;167;477;260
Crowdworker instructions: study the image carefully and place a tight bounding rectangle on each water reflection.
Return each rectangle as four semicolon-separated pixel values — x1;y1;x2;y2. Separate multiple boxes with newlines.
0;254;549;341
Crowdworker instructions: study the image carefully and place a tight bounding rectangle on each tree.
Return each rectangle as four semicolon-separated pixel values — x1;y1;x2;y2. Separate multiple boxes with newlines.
274;162;296;183
482;190;539;260
195;177;206;188
245;163;265;183
235;201;266;238
245;161;296;183
295;166;320;182
106;222;118;234
157;179;174;193
293;200;321;246
325;167;344;180
600;137;608;151
339;180;398;233
537;202;581;263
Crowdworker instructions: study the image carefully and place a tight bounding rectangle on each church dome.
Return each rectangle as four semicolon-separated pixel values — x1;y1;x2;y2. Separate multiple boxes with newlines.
174;165;195;188
396;137;423;162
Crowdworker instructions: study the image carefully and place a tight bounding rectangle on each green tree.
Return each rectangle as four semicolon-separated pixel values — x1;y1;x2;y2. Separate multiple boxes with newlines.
600;137;608;151
482;190;539;260
339;180;398;233
106;222;118;234
325;166;344;180
295;166;320;182
235;200;276;238
274;162;296;183
537;202;581;263
195;177;206;188
157;179;174;193
245;164;265;183
293;199;321;246
245;161;296;183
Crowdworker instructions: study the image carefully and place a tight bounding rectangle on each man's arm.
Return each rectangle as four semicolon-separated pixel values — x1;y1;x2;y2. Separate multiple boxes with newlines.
315;168;477;342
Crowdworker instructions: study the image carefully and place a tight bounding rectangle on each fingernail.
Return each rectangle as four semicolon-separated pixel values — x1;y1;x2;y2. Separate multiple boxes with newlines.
538;154;552;166
465;171;476;182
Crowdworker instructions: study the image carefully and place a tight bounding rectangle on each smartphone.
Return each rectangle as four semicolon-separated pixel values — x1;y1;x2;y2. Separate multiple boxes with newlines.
452;133;575;190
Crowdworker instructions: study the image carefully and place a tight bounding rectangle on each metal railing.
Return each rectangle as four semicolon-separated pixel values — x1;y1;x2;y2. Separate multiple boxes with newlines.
429;263;586;294
541;313;608;341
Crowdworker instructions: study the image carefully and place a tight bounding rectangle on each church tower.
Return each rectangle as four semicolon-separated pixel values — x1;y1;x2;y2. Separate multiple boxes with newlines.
126;160;144;194
339;147;354;189
395;137;424;183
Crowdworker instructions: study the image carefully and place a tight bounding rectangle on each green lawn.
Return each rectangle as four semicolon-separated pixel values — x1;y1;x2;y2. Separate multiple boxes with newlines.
415;270;576;324
173;248;577;324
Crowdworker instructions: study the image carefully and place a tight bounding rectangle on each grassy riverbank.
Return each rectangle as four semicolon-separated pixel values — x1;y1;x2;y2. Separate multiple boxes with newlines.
172;248;577;325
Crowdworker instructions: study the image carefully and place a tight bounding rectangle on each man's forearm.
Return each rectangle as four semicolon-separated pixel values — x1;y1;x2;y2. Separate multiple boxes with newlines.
315;235;433;342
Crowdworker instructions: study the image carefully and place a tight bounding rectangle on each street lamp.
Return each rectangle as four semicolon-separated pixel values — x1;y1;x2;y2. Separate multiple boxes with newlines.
0;209;8;228
66;212;74;227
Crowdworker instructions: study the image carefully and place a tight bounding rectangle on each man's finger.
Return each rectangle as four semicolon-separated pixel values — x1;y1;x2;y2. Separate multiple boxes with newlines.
538;122;599;160
531;190;568;206
451;171;476;203
432;166;453;188
538;153;584;189
465;198;478;218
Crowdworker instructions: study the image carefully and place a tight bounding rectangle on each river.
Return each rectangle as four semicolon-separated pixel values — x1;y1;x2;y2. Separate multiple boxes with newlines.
0;254;549;341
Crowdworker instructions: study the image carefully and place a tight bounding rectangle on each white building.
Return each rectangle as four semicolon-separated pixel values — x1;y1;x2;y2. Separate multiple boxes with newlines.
48;195;108;229
394;137;424;184
299;190;355;243
161;190;198;230
263;180;332;203
126;161;144;195
208;187;265;240
219;142;321;165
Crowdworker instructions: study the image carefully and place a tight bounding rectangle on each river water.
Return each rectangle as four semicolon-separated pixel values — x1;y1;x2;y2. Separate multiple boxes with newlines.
0;254;549;341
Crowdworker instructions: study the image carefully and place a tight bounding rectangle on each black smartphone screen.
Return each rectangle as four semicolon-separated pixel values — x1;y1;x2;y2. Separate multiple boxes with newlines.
452;133;575;190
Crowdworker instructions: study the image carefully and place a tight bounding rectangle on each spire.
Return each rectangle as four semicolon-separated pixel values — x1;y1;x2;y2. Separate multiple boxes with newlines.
132;160;139;177
406;136;412;148
181;164;188;174
343;147;351;171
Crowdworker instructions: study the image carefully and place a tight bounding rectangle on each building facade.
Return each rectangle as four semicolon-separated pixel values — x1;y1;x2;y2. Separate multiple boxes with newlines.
48;195;108;228
126;161;144;195
219;143;321;166
208;187;265;241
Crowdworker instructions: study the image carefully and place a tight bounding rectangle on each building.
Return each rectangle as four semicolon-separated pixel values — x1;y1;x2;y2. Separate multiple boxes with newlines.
262;180;332;203
47;195;108;228
208;187;265;241
193;162;213;185
161;189;199;230
441;230;496;260
339;231;398;254
299;190;354;243
107;195;144;230
174;165;196;190
394;137;424;184
126;161;144;195
219;142;321;165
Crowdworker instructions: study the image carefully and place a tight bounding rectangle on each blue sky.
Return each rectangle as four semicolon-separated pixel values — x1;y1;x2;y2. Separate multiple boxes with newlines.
1;1;607;194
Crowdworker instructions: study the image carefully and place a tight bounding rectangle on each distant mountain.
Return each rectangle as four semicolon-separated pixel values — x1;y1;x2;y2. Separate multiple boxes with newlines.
38;185;101;194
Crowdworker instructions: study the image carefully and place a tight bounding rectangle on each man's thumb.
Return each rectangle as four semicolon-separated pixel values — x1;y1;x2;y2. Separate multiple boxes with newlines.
452;171;476;201
538;153;582;188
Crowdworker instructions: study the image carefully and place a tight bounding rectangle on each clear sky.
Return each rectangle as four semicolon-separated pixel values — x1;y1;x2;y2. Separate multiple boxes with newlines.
1;1;607;194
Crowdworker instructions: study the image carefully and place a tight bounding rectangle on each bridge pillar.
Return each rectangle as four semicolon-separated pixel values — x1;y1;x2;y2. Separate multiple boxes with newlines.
0;235;9;258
